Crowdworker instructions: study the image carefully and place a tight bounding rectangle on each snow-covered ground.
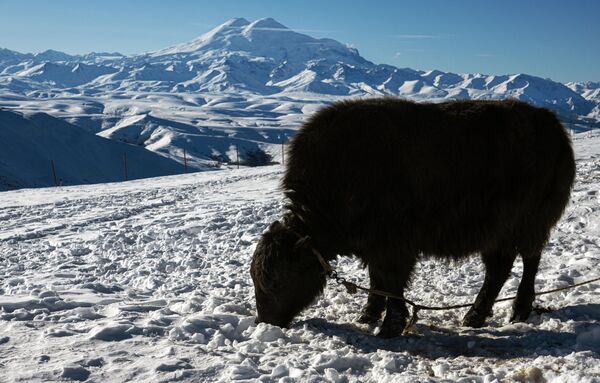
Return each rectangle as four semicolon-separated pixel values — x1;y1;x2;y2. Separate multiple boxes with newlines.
1;132;599;382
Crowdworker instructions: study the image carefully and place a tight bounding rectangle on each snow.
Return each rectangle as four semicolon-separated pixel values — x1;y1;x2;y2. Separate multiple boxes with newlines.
0;132;599;381
0;16;599;380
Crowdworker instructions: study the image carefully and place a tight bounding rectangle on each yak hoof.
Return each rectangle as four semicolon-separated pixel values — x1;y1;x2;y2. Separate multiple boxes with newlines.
462;309;487;328
532;305;553;315
357;309;382;325
510;306;534;323
509;312;529;323
376;324;405;338
377;316;407;338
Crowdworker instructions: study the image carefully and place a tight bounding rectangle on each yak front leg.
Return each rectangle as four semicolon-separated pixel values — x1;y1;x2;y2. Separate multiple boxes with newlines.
357;266;386;324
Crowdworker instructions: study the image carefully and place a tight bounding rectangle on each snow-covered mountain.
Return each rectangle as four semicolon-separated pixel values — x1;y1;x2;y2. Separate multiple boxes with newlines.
567;81;600;101
567;81;600;121
0;17;599;190
1;17;597;118
0;109;187;190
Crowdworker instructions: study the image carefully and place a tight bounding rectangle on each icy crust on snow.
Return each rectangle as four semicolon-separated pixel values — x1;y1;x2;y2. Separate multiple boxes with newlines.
1;137;600;381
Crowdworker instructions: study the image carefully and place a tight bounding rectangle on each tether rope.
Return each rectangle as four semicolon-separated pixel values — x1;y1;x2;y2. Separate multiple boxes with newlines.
311;247;600;329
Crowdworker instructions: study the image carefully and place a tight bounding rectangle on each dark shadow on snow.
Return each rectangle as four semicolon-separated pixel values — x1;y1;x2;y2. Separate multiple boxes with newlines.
293;304;600;359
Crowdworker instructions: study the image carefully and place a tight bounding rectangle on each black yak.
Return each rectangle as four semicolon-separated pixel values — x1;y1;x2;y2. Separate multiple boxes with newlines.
251;98;575;338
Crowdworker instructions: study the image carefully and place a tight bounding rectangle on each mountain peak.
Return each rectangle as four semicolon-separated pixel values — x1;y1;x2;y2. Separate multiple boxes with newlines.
222;17;250;28
244;17;289;32
149;17;310;58
32;49;74;62
202;17;250;40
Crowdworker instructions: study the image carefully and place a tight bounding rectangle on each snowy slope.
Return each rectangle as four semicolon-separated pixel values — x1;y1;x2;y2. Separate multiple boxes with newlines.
567;82;600;121
0;133;599;382
0;89;301;188
0;109;188;190
567;81;600;102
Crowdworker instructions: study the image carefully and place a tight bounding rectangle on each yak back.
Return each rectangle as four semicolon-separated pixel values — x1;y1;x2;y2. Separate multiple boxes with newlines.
282;98;575;259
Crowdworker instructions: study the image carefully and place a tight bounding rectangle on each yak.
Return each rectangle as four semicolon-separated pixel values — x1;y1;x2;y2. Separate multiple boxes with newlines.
251;98;575;338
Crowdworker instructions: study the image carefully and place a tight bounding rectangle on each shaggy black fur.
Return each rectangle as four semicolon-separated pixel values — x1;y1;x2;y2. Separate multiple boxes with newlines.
251;98;575;337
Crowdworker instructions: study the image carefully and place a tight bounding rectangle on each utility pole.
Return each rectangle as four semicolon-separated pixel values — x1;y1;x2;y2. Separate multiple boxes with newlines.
281;133;285;166
123;153;128;181
183;148;188;173
50;160;58;186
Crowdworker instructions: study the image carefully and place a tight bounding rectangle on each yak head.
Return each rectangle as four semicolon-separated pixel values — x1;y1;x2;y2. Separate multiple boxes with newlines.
250;220;327;327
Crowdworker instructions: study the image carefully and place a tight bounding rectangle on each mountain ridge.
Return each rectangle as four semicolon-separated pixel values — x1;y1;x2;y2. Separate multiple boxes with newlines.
1;17;596;121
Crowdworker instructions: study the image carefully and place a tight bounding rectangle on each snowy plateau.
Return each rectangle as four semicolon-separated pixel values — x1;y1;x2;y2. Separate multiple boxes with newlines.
0;17;600;189
0;17;600;383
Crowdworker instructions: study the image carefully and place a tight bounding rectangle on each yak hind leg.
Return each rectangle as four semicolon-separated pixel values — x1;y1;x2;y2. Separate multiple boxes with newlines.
357;266;386;324
463;247;517;328
378;296;410;338
511;247;542;322
371;257;417;338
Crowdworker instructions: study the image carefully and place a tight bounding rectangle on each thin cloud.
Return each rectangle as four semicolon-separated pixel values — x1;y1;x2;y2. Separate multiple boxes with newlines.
394;34;440;39
395;48;425;57
390;33;455;40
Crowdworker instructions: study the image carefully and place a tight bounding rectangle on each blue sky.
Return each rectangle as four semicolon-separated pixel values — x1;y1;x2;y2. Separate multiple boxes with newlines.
1;0;598;82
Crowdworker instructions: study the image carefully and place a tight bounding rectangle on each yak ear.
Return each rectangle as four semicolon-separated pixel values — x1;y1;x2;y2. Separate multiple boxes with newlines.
268;220;283;231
